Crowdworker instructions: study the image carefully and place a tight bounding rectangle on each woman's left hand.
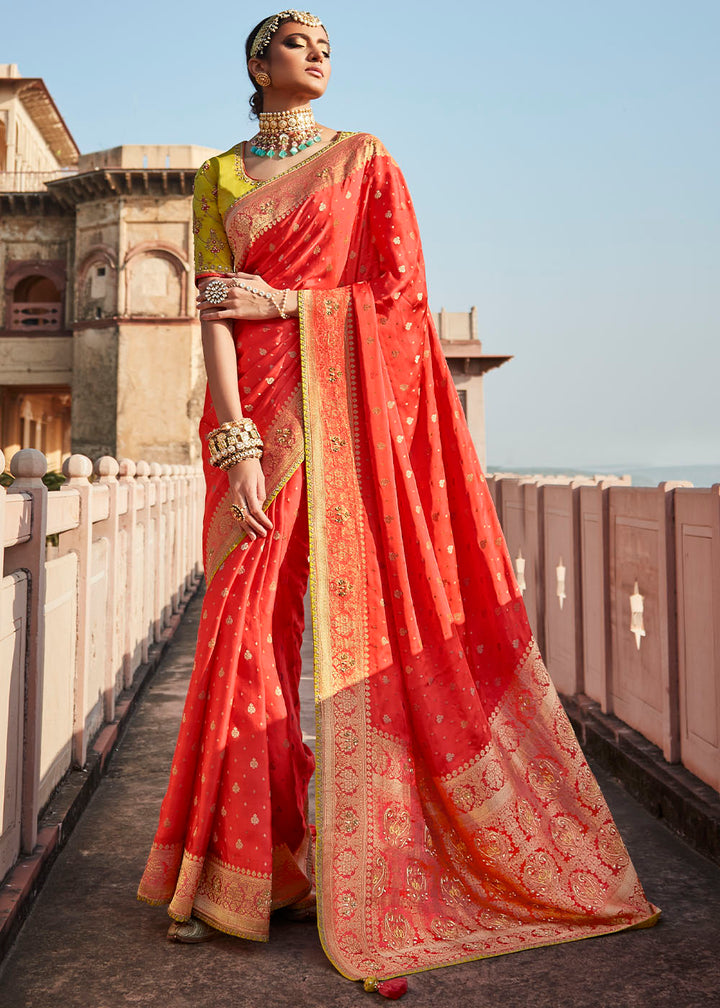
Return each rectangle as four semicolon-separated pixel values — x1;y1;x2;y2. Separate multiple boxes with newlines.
197;272;282;321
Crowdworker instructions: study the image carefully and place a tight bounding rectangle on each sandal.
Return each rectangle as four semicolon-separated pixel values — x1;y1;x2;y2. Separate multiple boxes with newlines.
283;893;317;922
167;917;220;943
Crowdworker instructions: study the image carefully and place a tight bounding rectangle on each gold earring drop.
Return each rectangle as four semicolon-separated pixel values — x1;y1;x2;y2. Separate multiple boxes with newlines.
255;72;271;88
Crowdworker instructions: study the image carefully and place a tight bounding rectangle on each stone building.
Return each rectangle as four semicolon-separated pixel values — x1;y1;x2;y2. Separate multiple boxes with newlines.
0;65;217;469
0;65;509;473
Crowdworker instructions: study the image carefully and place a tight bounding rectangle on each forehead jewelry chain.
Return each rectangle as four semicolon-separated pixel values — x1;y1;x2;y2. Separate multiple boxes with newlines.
249;10;324;59
250;107;322;159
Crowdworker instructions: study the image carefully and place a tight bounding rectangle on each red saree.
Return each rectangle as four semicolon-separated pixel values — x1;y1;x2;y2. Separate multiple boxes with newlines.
138;132;659;981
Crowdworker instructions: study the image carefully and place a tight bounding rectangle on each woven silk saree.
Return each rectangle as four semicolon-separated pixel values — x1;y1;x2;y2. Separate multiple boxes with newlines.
138;132;659;982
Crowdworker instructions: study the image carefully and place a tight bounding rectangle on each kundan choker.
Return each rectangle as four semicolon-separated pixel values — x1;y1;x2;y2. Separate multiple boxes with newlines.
250;107;322;159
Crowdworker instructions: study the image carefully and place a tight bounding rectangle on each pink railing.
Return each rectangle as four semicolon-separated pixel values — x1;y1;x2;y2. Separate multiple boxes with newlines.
0;449;204;882
487;473;720;793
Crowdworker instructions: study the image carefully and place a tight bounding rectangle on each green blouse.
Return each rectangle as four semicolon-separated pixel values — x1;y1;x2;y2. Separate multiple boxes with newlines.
192;147;255;275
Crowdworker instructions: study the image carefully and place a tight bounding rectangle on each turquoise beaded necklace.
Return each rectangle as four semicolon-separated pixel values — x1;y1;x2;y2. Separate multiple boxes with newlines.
250;107;322;160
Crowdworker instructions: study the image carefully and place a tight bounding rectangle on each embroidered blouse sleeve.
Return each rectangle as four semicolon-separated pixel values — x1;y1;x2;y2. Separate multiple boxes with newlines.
193;158;234;276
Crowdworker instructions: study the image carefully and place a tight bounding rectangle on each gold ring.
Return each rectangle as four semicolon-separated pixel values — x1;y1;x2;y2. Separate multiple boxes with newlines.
230;503;247;522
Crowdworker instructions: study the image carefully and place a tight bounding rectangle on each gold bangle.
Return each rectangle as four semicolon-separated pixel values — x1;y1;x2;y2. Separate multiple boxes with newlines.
219;447;263;470
210;418;260;435
215;419;253;432
210;443;264;468
207;418;264;468
208;419;262;442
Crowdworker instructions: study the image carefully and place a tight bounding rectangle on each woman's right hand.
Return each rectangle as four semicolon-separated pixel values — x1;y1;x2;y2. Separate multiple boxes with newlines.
228;457;273;540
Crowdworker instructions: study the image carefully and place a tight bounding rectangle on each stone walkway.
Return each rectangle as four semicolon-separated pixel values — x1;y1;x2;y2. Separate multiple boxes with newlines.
1;590;719;1008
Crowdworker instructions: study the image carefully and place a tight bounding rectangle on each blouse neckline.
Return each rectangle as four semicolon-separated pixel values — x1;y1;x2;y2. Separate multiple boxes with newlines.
235;131;355;188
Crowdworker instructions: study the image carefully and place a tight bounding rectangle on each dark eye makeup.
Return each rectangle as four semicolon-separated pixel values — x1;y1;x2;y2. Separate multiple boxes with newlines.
283;36;330;58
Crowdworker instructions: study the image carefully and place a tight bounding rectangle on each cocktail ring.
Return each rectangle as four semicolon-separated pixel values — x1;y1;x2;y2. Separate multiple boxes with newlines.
205;278;230;305
230;503;247;522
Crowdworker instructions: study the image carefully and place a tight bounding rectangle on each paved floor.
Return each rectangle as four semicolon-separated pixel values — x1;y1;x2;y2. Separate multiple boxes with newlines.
1;589;719;1008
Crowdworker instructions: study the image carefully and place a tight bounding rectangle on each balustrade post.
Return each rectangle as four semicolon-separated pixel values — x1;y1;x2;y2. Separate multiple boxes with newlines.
578;482;613;713
187;468;195;580
118;460;138;687
188;468;197;587
194;467;204;578
59;454;93;768
187;466;196;581
178;465;187;596
172;465;185;604
660;482;682;763
135;461;152;663
187;466;197;580
176;467;184;597
149;463;165;642
187;467;197;586
95;457;120;722
176;466;189;601
8;449;48;853
189;463;197;576
162;464;177;616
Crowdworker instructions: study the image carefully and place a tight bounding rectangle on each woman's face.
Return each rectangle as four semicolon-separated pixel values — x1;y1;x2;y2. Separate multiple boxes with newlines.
252;21;331;100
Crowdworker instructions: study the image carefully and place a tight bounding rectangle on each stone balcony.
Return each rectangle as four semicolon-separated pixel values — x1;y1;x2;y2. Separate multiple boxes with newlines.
8;301;62;331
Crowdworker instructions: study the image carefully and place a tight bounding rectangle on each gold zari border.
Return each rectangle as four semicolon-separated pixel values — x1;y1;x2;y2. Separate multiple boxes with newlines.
298;289;659;983
225;134;379;263
138;836;314;942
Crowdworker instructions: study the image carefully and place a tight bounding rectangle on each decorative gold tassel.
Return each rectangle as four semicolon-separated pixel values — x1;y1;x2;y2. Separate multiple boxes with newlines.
364;976;409;999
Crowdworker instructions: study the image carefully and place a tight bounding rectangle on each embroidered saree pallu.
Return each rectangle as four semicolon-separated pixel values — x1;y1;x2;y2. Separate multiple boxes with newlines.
139;131;659;979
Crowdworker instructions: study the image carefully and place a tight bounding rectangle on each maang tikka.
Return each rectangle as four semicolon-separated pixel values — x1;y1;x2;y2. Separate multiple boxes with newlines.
249;10;325;59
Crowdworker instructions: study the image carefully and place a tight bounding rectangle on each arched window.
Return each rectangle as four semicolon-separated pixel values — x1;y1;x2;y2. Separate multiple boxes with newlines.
77;249;117;320
124;246;187;318
10;274;62;331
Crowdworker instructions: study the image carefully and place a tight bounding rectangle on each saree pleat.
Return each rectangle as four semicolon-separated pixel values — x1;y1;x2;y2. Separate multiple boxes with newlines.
138;131;658;977
138;465;315;938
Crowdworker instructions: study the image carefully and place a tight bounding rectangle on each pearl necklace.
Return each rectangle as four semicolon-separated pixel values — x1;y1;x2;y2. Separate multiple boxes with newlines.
249;107;322;160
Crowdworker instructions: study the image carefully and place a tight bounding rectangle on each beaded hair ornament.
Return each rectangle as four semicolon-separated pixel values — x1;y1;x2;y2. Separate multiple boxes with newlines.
249;10;325;58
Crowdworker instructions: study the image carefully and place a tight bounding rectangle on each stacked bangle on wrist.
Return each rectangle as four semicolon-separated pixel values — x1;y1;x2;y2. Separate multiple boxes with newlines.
207;418;263;470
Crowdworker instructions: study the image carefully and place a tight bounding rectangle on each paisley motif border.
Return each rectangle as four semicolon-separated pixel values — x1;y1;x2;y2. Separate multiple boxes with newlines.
298;288;374;979
298;290;659;984
139;838;313;941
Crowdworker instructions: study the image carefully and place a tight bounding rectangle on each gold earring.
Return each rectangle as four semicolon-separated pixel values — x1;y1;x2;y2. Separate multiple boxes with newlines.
255;72;271;88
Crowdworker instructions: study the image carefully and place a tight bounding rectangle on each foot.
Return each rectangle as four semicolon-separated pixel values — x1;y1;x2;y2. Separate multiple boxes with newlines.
167;917;220;943
283;893;317;921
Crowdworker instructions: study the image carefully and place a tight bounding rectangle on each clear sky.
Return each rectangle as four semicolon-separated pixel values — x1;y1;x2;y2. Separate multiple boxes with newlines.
4;1;718;469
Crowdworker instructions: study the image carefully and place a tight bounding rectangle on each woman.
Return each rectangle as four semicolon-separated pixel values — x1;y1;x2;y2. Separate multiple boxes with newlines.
138;9;659;995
